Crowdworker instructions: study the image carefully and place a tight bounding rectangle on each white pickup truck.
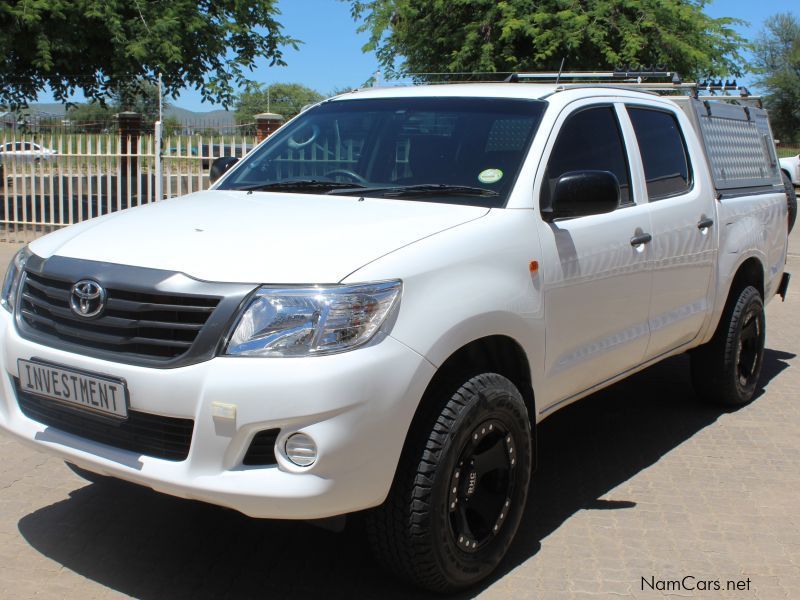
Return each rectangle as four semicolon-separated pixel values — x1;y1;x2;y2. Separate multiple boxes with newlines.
0;82;793;591
781;152;799;186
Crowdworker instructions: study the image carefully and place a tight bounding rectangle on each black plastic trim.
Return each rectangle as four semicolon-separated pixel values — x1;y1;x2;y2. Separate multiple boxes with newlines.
630;232;652;246
15;379;194;461
777;272;790;301
16;254;257;369
697;217;714;229
242;428;280;466
716;184;785;200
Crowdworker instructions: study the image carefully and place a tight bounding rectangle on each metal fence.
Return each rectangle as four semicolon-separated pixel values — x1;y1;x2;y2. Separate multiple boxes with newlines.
0;133;258;237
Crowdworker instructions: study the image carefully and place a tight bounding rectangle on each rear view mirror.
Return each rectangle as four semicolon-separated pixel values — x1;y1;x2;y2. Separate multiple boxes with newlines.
209;156;239;184
542;170;620;221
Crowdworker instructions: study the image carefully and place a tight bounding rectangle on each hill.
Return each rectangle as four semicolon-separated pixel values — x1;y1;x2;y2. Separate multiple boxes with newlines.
2;103;235;125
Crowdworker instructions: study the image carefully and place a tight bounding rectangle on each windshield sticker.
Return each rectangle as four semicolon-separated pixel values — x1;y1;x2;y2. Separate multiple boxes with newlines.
478;168;503;184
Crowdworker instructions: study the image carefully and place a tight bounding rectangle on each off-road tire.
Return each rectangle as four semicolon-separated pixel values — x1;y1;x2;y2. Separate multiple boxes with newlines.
366;373;532;592
691;286;765;406
782;171;797;234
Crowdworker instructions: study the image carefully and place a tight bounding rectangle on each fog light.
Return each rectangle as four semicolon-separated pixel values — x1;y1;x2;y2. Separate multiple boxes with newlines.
285;433;317;467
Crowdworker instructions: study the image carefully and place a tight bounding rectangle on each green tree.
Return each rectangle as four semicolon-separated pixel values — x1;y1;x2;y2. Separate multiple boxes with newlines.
66;103;114;132
112;81;171;125
234;83;324;123
753;13;800;144
348;0;747;81
161;116;183;137
0;0;298;109
328;85;359;97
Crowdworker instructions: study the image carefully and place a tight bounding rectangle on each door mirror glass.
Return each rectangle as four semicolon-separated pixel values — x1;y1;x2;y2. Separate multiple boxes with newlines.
209;156;239;184
543;170;620;221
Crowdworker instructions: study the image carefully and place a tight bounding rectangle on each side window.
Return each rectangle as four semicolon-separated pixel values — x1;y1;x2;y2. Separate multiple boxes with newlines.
628;107;691;200
542;106;632;209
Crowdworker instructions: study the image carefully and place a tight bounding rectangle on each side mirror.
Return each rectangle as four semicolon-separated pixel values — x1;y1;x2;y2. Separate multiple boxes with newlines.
209;156;239;184
542;170;620;221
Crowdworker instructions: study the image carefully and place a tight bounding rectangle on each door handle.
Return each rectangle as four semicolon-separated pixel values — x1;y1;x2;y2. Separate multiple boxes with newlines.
697;217;714;229
630;233;652;246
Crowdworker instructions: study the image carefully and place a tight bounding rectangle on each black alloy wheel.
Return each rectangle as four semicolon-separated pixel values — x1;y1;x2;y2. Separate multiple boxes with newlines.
448;419;517;554
735;300;763;390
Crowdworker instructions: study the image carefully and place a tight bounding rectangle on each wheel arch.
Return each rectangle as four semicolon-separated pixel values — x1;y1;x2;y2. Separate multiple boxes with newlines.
392;335;537;489
703;255;765;346
730;256;765;300
427;335;536;422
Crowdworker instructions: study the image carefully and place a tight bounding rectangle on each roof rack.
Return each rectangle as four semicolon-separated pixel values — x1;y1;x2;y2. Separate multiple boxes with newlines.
504;69;759;104
504;69;683;84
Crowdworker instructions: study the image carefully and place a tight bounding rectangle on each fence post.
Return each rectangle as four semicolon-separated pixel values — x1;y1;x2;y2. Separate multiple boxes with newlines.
255;113;284;142
117;111;141;207
154;120;162;201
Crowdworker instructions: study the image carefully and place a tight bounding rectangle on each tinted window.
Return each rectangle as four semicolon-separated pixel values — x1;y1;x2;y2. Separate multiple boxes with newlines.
628;107;691;199
219;97;546;208
542;106;631;209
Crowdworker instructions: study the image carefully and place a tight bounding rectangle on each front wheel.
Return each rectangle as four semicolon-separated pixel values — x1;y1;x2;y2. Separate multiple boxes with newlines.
691;285;765;405
367;373;532;592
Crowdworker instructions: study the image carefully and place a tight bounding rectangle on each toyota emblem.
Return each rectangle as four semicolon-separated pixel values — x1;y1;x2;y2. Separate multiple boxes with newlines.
70;280;106;318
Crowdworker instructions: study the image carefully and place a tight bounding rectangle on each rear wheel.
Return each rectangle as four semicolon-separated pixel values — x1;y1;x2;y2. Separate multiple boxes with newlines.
367;373;532;592
691;285;765;406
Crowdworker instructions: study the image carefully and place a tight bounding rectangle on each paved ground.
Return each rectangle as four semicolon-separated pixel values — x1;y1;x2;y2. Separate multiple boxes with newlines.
0;226;798;600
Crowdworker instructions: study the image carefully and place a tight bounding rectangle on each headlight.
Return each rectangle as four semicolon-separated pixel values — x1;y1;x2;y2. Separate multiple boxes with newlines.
1;247;30;312
225;280;402;357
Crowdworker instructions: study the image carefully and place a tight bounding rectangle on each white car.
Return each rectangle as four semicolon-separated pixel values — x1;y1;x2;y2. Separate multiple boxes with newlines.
0;82;792;591
780;153;799;185
0;141;58;163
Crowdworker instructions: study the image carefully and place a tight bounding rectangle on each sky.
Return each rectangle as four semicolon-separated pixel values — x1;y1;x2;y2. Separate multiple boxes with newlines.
38;0;800;113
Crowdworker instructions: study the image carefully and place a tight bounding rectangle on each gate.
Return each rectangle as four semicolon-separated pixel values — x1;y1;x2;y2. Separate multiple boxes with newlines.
0;121;257;240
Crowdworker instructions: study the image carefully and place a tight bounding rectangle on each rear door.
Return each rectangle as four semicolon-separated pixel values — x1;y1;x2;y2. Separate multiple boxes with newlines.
536;102;654;406
622;103;717;359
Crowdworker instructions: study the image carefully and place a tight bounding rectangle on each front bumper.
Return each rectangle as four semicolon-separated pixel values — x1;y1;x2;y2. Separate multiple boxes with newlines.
0;309;435;519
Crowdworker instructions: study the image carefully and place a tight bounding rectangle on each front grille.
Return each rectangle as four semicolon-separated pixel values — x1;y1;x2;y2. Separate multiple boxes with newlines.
19;271;220;362
242;429;280;466
15;381;194;461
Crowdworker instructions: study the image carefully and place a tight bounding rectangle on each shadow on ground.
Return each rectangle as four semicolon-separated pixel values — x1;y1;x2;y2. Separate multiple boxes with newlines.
17;349;794;599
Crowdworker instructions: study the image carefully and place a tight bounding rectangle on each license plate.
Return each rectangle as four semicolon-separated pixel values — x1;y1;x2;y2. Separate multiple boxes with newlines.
18;359;128;419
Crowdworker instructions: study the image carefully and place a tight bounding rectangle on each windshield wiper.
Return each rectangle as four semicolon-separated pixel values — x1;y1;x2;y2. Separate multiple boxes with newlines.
327;183;500;198
233;180;369;193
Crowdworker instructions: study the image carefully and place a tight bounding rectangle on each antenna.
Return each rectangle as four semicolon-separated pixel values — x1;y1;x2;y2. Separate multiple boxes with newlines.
554;58;566;86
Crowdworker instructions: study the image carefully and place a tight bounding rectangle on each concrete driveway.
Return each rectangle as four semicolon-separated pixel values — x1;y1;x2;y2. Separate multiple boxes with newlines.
0;226;798;599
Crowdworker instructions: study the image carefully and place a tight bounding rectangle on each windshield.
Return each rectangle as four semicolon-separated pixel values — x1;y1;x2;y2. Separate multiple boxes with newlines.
218;97;546;208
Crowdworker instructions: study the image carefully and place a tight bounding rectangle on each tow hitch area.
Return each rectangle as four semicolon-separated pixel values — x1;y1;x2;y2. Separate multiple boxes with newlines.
777;272;791;301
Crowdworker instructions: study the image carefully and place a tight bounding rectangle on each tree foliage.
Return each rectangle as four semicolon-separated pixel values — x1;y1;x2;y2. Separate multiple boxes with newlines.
753;13;800;144
0;0;298;109
65;102;115;132
234;83;324;123
348;0;747;81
